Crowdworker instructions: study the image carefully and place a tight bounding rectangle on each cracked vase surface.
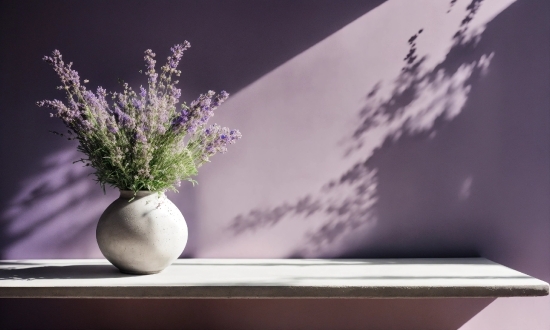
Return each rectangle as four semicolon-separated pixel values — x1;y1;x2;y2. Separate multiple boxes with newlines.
96;190;188;275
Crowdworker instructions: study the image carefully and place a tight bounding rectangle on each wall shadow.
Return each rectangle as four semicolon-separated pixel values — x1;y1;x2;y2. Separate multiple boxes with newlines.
0;149;116;259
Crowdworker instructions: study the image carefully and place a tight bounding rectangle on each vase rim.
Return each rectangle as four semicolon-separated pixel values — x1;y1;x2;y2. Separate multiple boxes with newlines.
119;190;163;198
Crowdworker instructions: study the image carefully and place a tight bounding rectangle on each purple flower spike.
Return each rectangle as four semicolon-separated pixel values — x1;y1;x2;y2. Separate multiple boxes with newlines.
135;131;147;144
168;41;191;69
132;99;144;110
107;124;118;134
144;49;158;86
169;86;181;102
113;105;134;128
144;49;156;71
171;110;189;133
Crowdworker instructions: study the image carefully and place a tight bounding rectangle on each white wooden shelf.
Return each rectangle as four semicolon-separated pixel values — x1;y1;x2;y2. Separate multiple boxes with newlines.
0;258;547;298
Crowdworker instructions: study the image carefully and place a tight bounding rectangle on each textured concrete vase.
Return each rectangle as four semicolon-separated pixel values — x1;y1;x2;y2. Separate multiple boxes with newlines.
96;190;188;275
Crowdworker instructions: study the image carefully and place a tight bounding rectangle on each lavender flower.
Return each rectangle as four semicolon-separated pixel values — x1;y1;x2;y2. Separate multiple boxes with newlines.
112;105;134;128
135;130;147;144
144;49;158;86
38;43;242;194
171;110;189;131
168;41;190;69
42;50;82;90
107;124;118;134
194;124;242;161
132;98;144;110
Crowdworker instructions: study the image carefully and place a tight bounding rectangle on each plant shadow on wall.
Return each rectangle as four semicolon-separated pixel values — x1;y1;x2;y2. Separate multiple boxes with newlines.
0;148;112;258
228;0;500;257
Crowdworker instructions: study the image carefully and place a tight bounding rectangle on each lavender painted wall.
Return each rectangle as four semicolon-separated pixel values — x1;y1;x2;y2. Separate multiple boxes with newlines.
0;0;548;329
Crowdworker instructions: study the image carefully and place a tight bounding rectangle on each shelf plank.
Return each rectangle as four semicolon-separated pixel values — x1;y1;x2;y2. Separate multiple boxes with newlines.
0;258;547;298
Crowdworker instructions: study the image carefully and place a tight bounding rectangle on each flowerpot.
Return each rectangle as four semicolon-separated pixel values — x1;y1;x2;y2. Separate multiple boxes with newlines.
96;190;188;275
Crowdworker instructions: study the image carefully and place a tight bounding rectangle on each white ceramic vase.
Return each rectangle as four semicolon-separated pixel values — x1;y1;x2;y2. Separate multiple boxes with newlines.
96;190;188;275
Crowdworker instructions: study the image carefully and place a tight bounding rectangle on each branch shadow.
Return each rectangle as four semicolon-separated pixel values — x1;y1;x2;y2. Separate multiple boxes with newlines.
226;0;498;257
0;149;115;259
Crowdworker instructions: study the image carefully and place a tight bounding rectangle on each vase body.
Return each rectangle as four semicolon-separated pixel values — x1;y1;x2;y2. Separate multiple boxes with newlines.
96;190;188;275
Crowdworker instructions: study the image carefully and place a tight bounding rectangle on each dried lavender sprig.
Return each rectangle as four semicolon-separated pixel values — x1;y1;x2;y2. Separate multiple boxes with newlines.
38;43;241;195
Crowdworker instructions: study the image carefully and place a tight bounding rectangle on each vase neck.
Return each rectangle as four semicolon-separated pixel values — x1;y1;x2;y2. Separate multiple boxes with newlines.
119;190;160;199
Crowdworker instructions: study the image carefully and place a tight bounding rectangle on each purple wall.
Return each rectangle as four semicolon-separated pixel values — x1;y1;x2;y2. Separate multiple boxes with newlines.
0;0;548;329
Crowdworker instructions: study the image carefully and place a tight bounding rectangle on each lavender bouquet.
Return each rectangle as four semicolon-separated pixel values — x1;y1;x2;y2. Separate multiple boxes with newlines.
38;42;241;195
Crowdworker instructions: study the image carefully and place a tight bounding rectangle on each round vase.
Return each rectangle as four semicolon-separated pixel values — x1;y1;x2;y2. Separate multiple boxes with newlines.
96;190;188;275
